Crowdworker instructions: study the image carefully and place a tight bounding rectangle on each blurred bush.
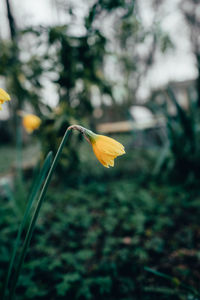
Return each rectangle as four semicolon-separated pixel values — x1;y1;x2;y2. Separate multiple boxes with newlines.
38;104;81;180
155;88;200;185
1;164;200;299
0;0;174;176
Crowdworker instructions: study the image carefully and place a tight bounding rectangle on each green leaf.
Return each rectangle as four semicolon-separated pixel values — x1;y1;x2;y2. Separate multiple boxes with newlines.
1;151;53;300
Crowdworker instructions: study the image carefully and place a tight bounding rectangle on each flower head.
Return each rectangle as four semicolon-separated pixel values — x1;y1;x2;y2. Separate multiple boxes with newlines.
84;129;125;168
0;88;11;110
22;114;41;133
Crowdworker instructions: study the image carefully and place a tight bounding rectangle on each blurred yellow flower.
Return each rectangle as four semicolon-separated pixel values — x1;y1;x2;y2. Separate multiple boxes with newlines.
0;88;11;110
84;129;125;168
22;114;41;133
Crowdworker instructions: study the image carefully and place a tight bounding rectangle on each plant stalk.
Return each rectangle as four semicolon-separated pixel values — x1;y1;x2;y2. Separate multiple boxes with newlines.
1;152;52;300
8;127;73;299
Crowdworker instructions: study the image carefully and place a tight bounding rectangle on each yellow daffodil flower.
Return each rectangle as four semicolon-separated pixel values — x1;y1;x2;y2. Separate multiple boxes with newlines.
22;114;41;133
78;127;125;168
89;133;125;168
0;88;11;110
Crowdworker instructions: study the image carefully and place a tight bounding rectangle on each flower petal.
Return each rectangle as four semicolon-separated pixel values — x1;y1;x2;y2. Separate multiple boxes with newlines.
0;88;11;102
95;135;125;156
92;144;117;168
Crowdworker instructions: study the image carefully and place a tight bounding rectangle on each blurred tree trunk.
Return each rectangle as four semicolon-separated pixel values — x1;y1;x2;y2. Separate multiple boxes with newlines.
196;54;200;107
5;0;17;41
5;0;22;141
180;0;200;107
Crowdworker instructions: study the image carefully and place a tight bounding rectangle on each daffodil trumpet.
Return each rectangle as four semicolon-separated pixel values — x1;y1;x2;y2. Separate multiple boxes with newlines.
0;88;11;110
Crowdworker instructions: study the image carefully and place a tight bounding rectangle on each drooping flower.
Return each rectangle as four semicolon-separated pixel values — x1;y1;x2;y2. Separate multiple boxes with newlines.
83;128;125;168
22;114;41;133
0;88;11;110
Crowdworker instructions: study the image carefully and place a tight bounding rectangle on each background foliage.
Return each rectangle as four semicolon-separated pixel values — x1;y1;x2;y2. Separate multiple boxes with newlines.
1;150;200;299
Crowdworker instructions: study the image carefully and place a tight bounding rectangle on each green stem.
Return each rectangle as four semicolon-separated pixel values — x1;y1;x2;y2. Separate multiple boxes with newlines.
8;127;72;299
1;152;52;300
16;116;23;181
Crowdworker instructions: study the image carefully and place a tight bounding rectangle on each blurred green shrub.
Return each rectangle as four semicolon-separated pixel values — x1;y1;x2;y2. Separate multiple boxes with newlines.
1;165;200;299
38;103;81;179
36;23;113;176
155;88;200;185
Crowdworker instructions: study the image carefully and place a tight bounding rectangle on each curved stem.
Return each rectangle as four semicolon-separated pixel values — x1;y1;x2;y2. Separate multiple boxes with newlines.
8;127;72;299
